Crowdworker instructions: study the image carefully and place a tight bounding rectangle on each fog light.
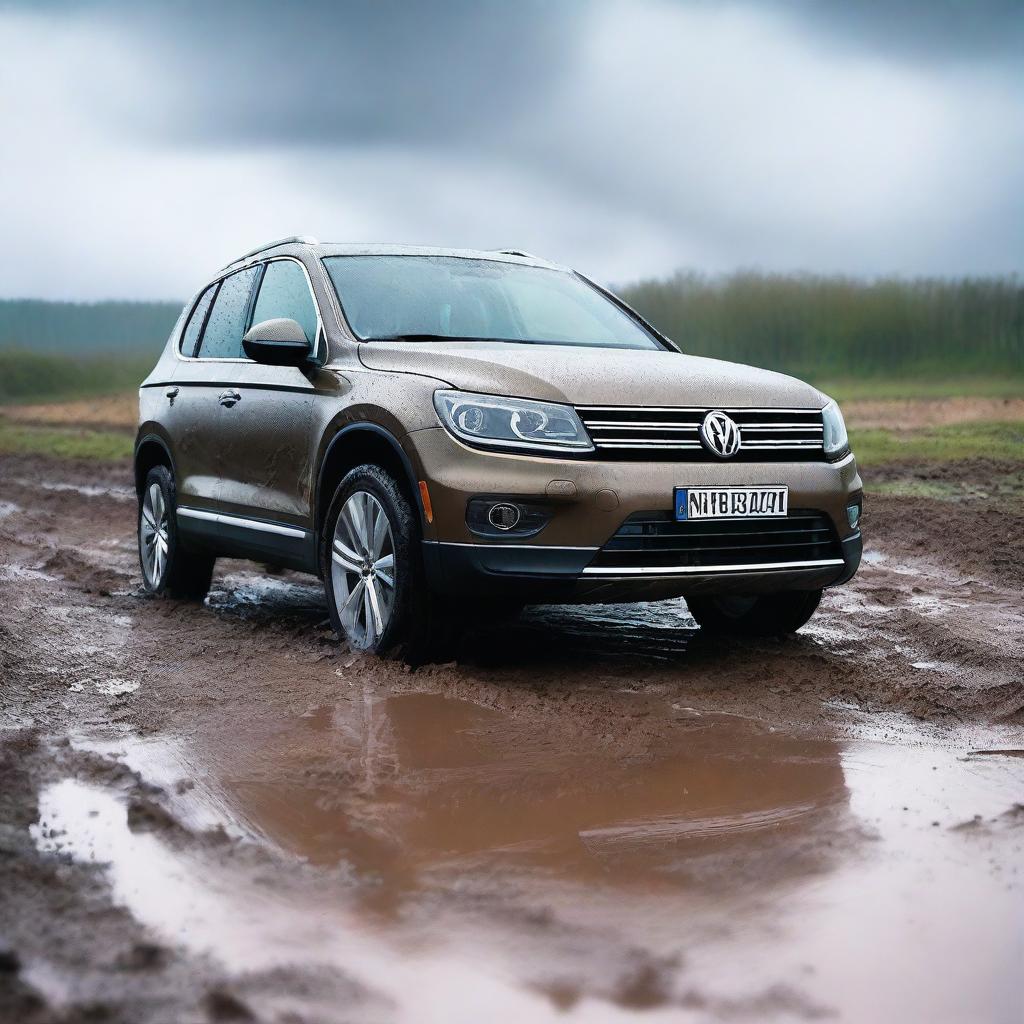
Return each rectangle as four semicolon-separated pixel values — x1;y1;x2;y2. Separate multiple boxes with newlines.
487;502;522;531
466;497;552;538
846;502;861;529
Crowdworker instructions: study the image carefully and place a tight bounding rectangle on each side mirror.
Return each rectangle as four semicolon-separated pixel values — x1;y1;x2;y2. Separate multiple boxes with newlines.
242;318;312;366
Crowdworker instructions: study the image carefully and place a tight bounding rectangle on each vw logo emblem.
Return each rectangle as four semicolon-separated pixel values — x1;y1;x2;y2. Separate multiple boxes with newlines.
700;410;742;458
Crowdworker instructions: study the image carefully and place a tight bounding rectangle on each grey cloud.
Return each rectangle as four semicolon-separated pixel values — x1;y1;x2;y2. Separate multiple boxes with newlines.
31;0;584;146
1;0;1021;299
761;0;1024;66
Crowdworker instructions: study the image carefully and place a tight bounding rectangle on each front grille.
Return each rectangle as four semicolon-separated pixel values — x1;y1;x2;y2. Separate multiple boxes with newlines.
585;509;843;574
576;406;824;461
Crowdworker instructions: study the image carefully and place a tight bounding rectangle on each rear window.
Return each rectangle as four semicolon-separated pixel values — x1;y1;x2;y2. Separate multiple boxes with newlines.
179;283;217;357
197;267;259;359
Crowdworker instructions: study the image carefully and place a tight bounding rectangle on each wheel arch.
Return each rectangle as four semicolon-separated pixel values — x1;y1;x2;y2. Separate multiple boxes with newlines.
315;423;423;547
134;432;176;498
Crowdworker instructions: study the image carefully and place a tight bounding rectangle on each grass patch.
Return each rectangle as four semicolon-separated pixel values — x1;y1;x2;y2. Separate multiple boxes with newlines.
868;478;1024;501
0;422;133;461
0;349;152;405
815;374;1024;402
851;420;1024;467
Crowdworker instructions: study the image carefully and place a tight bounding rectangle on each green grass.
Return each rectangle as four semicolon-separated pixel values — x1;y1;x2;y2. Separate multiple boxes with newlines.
850;421;1024;467
868;476;1024;500
0;423;133;460
815;374;1024;402
2;416;1019;470
0;349;152;405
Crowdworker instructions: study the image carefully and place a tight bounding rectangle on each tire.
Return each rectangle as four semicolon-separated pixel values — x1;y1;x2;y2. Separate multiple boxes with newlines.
320;464;460;664
138;465;215;600
686;589;822;637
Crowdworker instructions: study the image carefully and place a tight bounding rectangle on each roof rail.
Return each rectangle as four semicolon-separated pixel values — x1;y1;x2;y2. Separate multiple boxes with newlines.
221;235;319;271
492;248;538;259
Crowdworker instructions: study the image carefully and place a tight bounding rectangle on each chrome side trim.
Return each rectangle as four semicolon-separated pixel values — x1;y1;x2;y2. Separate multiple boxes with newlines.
582;557;845;576
177;506;306;539
423;540;599;551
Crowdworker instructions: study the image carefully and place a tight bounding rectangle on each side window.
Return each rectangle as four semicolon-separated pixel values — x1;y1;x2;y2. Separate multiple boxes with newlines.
197;267;259;359
179;283;217;357
251;260;319;344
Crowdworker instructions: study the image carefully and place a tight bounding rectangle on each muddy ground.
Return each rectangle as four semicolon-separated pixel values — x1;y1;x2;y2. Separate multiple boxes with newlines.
1;452;1022;1024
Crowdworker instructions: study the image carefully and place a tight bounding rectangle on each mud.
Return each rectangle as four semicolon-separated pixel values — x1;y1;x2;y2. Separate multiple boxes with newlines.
1;453;1022;1023
0;394;139;431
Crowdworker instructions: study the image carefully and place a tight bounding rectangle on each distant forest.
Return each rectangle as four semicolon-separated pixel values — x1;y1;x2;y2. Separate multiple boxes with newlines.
1;274;1021;403
0;299;184;401
0;299;182;354
622;272;1024;378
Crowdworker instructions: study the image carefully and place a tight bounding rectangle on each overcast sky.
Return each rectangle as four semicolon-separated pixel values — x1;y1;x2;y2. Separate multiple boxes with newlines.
1;0;1022;300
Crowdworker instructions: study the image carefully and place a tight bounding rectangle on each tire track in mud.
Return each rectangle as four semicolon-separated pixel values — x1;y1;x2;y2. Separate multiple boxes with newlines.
1;454;1022;731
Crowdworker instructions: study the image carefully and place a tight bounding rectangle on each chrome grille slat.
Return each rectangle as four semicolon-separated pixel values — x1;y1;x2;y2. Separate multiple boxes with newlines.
576;405;825;462
576;406;820;413
741;424;824;431
741;440;823;448
588;423;701;431
595;440;703;448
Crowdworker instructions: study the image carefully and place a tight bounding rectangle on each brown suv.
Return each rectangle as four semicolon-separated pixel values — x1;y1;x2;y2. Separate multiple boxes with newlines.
136;237;862;659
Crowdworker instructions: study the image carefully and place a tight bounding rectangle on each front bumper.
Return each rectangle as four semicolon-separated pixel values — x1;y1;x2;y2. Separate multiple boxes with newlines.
407;426;863;602
423;530;861;603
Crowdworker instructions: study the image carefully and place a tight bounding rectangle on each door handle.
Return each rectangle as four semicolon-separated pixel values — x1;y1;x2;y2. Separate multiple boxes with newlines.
218;389;241;407
165;387;179;405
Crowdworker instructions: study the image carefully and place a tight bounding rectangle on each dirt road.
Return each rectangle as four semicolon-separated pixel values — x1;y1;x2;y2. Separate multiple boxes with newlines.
1;452;1022;1023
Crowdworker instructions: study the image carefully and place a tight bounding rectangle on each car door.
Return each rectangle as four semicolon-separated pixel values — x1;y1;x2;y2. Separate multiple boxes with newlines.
210;257;320;544
169;266;261;515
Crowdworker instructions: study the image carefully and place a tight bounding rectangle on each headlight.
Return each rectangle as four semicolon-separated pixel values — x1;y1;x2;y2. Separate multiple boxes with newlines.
821;398;850;460
433;390;594;454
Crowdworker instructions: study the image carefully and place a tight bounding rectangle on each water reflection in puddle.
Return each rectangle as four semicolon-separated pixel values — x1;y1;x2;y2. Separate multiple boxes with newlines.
38;694;1024;1022
224;695;844;893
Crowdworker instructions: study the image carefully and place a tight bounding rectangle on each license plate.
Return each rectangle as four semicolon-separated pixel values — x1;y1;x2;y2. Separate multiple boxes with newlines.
674;486;789;521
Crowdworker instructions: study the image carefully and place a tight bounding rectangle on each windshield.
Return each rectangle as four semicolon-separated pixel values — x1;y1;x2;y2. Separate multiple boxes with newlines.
323;255;661;350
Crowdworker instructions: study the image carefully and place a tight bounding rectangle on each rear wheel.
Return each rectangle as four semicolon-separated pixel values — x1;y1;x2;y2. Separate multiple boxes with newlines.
686;589;822;637
321;465;460;663
138;466;215;600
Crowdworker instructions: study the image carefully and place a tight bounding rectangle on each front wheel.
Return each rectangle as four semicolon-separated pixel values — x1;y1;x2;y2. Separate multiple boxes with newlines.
320;465;460;663
686;590;822;637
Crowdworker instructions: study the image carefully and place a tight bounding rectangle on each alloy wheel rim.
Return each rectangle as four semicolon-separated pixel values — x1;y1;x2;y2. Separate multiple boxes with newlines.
140;482;169;586
331;491;396;649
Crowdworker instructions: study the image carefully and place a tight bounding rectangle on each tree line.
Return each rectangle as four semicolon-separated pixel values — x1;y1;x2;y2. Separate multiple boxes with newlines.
620;272;1024;377
0;299;182;354
1;274;1022;395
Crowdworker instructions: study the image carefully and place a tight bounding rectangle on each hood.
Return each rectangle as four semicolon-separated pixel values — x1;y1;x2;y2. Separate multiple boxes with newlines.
357;341;825;409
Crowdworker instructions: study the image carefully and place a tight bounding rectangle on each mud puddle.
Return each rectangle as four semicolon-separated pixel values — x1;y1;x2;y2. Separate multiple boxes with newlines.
37;695;1024;1023
5;477;135;500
